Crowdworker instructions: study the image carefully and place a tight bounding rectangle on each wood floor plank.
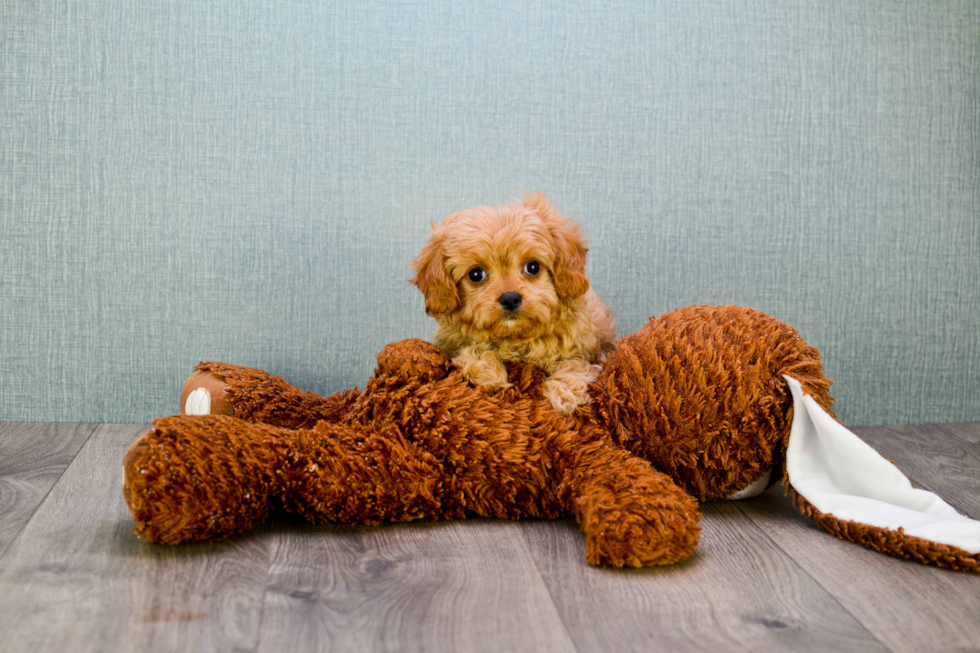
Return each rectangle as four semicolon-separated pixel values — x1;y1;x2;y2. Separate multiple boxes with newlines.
922;421;980;445
257;519;577;653
3;420;975;652
0;422;97;561
736;422;980;653
520;503;888;653
0;424;273;653
852;422;980;510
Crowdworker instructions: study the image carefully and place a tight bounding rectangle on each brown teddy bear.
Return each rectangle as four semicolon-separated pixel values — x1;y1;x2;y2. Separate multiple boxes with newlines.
122;305;980;571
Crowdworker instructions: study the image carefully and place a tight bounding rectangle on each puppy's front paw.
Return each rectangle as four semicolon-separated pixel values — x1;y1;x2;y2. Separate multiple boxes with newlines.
454;351;512;392
542;377;589;414
542;359;601;414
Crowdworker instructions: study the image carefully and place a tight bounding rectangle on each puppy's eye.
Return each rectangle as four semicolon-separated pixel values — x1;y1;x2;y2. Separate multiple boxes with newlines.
523;260;540;276
468;267;487;283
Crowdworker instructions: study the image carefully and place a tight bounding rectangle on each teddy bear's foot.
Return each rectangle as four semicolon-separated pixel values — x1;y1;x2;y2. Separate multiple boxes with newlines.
179;362;361;429
180;368;235;416
123;415;289;544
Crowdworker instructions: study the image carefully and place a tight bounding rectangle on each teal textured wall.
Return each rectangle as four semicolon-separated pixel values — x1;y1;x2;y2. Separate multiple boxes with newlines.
2;1;978;425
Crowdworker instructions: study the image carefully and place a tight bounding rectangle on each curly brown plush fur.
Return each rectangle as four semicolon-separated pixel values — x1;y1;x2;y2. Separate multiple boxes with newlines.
123;305;978;571
594;306;833;501
127;337;702;566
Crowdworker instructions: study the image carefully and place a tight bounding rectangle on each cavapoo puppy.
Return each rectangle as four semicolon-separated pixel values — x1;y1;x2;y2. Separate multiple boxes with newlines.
411;193;616;414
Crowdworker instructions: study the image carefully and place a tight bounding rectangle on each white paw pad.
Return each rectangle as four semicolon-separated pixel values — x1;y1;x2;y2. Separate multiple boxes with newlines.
184;388;211;415
726;469;772;500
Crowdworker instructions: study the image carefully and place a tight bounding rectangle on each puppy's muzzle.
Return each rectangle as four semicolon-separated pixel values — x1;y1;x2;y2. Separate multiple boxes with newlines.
498;291;522;313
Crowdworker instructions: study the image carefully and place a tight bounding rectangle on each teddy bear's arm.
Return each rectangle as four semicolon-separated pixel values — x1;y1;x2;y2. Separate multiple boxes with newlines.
553;428;702;567
375;338;453;383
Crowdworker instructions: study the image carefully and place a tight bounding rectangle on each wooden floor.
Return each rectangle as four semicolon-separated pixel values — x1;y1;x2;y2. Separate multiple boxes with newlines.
0;422;977;652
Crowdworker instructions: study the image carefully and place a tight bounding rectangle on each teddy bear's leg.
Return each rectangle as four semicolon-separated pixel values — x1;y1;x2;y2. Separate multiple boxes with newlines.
594;304;835;502
123;414;293;544
277;419;447;526
178;340;450;429
554;430;702;567
180;362;359;429
123;413;454;544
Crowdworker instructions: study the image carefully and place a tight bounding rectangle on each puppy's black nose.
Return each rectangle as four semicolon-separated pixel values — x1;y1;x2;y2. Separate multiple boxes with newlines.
498;291;522;312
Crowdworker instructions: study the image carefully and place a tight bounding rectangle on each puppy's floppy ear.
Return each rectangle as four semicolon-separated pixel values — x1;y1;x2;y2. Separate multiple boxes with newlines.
523;192;590;301
411;226;460;315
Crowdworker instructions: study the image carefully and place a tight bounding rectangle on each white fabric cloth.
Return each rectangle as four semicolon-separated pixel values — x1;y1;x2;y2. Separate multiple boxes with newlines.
785;376;980;554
